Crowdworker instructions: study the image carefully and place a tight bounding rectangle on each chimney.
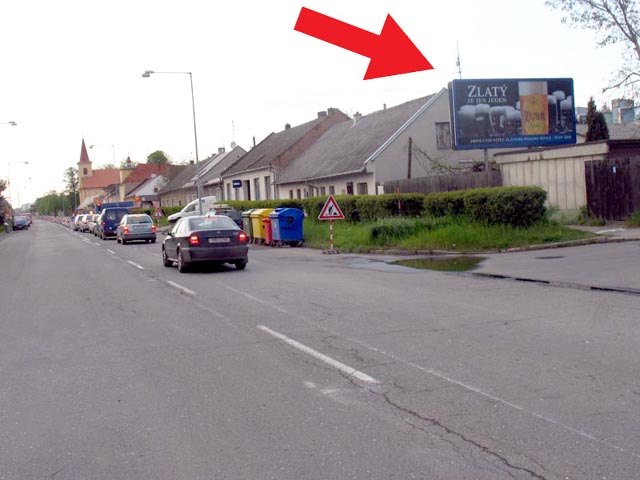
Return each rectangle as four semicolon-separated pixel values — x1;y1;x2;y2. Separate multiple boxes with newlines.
253;136;256;148
353;112;363;125
383;104;387;111
327;107;338;115
285;123;291;130
317;111;327;118
230;141;237;149
218;147;225;154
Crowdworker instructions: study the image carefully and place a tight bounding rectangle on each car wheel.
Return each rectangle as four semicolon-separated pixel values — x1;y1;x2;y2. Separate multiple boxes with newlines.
162;247;172;267
235;259;247;270
177;250;188;273
121;237;127;245
151;239;156;244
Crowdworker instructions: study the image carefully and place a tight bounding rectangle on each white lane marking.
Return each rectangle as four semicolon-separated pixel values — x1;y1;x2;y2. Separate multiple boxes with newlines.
166;280;197;296
225;286;288;314
596;228;623;234
257;325;380;385
127;260;145;270
224;285;638;458
106;249;116;255
94;242;101;246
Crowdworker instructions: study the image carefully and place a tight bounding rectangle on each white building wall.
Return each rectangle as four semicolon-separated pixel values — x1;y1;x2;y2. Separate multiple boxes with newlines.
222;168;274;201
277;173;374;199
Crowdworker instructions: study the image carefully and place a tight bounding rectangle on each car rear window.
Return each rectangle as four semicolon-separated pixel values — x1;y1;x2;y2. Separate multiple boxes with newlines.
106;210;127;221
128;216;152;224
189;216;237;230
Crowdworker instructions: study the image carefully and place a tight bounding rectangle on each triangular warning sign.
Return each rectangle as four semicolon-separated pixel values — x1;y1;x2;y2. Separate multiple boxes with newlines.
318;195;345;220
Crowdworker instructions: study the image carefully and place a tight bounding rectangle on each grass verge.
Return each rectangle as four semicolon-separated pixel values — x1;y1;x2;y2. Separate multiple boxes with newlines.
303;216;594;253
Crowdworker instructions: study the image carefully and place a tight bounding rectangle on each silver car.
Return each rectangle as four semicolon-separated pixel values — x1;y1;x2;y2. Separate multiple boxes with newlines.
116;214;157;244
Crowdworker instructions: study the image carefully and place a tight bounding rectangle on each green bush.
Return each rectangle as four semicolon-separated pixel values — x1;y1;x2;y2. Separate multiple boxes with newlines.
356;194;426;221
464;186;547;227
424;191;467;217
626;209;640;227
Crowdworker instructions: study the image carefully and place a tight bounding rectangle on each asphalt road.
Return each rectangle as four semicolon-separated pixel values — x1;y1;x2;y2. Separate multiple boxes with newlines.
1;220;639;479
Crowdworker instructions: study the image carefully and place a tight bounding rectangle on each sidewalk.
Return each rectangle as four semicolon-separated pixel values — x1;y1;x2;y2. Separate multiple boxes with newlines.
473;224;640;294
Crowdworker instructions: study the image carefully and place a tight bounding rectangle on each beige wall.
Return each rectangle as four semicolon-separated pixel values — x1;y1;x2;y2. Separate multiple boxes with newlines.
495;143;609;210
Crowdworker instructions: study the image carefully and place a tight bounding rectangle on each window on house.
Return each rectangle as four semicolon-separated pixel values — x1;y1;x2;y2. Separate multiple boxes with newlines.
83;168;88;175
304;189;309;198
435;122;452;150
254;178;260;201
329;186;335;195
226;183;231;201
296;189;301;199
346;182;354;195
264;176;271;200
320;186;326;196
357;182;368;195
289;190;294;199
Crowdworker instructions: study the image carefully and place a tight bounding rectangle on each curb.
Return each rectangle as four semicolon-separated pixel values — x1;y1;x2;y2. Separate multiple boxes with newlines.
471;272;640;297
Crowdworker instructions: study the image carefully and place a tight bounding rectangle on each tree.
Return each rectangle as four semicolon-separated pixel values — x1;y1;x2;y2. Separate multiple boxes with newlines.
146;150;170;165
63;167;79;213
586;97;610;141
546;0;640;94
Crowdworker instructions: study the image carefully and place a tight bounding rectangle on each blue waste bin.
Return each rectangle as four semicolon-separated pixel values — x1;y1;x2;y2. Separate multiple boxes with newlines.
269;208;304;247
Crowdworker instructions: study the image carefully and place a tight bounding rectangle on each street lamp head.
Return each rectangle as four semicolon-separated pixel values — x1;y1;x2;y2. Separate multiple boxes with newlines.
142;70;154;78
9;121;16;126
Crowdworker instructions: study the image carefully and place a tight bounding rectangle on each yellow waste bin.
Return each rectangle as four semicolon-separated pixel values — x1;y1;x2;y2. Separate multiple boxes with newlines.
249;209;274;244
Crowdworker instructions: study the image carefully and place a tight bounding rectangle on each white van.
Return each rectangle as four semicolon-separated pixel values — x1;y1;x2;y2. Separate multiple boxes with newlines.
167;196;218;223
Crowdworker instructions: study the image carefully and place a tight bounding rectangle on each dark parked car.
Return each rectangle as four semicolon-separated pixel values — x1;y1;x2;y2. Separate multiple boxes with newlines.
210;205;243;227
12;215;29;230
97;207;129;239
116;214;157;244
162;215;249;272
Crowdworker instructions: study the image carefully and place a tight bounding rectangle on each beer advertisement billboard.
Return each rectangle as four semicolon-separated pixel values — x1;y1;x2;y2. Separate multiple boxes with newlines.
449;78;576;150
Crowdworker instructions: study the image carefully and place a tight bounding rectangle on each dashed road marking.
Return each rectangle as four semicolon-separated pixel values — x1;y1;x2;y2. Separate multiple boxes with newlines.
127;260;145;270
257;325;380;385
166;280;197;296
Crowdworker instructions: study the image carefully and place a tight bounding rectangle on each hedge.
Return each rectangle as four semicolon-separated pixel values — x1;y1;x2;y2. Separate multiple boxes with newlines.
424;191;466;217
424;186;547;227
464;186;547;226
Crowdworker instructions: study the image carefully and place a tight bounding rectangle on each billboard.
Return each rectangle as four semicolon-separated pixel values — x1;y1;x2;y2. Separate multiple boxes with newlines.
449;78;576;150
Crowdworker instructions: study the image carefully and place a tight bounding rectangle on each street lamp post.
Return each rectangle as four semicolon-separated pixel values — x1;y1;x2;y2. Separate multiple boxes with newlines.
1;121;17;126
7;161;28;208
89;144;116;165
142;69;203;214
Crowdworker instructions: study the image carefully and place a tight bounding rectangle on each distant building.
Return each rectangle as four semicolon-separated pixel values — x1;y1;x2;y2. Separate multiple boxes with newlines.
612;99;635;124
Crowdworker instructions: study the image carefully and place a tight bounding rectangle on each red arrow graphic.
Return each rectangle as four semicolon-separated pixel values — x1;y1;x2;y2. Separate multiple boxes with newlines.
294;7;433;80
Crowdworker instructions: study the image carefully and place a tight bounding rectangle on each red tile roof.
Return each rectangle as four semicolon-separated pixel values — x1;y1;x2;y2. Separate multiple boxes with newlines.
124;164;171;183
81;169;120;189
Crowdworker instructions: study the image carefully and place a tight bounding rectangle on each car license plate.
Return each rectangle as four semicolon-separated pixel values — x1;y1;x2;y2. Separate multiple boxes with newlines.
209;237;230;244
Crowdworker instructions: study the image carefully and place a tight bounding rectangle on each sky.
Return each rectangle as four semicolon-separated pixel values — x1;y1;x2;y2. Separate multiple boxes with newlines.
0;0;628;207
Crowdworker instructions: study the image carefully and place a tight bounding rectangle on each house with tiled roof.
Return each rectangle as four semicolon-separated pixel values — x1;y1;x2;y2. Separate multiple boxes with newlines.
221;108;350;201
77;139;132;211
198;145;246;200
275;89;490;198
157;152;224;208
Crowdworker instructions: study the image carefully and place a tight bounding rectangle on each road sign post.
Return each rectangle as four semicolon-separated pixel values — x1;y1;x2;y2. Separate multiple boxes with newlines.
318;195;345;254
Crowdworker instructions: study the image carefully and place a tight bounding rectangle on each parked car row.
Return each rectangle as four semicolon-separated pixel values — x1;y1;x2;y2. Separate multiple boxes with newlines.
69;207;250;273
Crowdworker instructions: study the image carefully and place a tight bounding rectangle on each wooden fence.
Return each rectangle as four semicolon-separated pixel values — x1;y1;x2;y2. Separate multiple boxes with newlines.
384;171;502;195
585;157;640;220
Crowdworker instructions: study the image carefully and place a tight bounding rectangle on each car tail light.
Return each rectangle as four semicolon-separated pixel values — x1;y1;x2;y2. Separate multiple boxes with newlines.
102;222;106;227
123;225;129;234
151;224;157;233
238;232;248;243
189;234;200;246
